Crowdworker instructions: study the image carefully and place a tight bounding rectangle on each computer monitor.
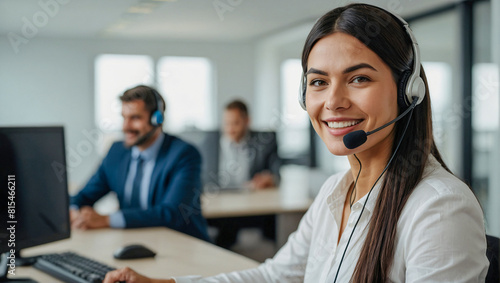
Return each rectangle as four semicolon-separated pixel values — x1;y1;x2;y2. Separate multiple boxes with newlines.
0;127;70;282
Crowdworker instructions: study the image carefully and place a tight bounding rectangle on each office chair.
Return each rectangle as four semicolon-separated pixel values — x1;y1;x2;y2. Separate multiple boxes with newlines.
486;234;499;283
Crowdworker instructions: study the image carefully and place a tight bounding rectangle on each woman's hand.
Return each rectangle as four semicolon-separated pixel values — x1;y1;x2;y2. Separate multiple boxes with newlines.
103;267;175;283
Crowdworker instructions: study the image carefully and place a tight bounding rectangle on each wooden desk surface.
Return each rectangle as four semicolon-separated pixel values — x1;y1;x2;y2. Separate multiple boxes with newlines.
15;228;259;282
202;187;313;219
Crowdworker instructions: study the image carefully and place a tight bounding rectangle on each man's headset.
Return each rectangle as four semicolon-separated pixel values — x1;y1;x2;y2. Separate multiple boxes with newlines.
298;4;426;134
150;89;165;127
132;88;165;147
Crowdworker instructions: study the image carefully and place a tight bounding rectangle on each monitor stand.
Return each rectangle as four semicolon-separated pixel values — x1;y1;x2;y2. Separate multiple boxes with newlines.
0;253;37;283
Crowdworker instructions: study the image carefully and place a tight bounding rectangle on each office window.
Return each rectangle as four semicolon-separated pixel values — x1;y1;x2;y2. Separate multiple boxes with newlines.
95;54;154;132
410;1;499;236
472;62;499;226
95;55;215;134
157;56;214;133
472;63;499;132
411;9;462;174
422;62;453;157
279;59;310;161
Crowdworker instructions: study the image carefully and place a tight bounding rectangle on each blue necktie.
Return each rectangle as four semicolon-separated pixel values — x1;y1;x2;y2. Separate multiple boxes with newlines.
130;155;144;208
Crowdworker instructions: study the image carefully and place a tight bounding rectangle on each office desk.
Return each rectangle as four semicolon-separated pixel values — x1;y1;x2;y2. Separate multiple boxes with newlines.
202;188;312;218
202;187;313;247
16;228;259;282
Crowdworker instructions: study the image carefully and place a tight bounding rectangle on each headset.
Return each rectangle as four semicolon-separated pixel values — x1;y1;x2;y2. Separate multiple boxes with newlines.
150;89;164;127
298;5;426;112
131;88;164;147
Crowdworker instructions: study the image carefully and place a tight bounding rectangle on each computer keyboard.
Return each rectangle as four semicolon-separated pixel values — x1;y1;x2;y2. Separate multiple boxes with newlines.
34;251;116;283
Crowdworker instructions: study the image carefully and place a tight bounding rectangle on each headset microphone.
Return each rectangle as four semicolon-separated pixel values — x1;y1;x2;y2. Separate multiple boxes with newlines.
132;127;158;147
343;97;418;149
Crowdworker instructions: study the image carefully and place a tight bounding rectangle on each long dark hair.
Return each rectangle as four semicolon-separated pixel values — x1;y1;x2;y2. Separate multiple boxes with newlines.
301;4;452;282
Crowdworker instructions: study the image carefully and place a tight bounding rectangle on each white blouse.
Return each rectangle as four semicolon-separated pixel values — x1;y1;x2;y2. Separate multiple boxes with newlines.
175;155;489;282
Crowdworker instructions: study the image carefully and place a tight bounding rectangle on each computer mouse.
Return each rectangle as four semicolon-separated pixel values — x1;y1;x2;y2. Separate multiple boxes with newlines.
113;244;157;260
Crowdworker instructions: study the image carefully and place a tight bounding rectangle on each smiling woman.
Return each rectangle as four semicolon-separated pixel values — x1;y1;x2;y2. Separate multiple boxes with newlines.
305;32;399;157
103;3;489;283
299;3;487;282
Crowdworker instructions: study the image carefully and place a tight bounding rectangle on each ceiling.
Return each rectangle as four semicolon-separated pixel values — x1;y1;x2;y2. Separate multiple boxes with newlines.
0;0;460;42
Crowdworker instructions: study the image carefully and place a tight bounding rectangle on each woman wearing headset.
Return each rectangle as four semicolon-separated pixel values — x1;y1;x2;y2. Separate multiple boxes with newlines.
105;3;488;283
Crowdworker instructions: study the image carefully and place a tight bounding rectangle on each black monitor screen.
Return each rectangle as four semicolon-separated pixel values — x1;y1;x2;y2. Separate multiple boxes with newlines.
0;127;70;255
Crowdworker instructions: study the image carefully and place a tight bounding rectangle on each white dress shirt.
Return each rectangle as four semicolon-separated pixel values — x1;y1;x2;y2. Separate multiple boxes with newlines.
218;134;251;188
175;155;489;283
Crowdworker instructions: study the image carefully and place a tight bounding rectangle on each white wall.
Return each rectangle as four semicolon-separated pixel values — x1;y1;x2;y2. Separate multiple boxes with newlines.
0;36;255;189
253;23;311;129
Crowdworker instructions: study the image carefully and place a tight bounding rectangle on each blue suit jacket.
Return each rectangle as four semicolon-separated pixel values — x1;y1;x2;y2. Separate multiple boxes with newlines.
70;133;210;242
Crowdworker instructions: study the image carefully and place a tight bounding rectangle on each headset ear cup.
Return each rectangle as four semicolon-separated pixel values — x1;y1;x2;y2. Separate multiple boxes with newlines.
150;89;165;127
151;110;164;127
298;74;307;110
397;70;412;109
301;88;306;110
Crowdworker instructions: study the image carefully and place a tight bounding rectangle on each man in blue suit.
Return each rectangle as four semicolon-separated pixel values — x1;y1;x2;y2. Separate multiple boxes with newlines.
70;85;210;242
